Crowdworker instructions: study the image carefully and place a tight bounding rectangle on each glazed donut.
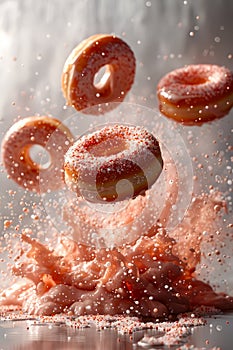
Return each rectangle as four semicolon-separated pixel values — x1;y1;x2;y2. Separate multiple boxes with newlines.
64;124;163;203
1;116;73;192
157;64;233;125
61;34;136;114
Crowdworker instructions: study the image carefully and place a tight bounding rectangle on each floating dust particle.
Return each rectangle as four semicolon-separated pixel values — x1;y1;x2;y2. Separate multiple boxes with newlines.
214;36;221;43
145;1;151;7
31;214;39;221
4;220;12;229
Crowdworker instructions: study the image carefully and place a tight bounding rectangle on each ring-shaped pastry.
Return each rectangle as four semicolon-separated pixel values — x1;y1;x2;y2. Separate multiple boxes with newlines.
64;124;163;203
157;64;233;125
1;116;73;192
62;34;136;114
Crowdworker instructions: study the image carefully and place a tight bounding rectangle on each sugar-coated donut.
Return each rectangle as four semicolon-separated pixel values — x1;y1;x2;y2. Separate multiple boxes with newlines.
1;116;73;192
61;34;136;114
64;125;163;203
157;64;233;125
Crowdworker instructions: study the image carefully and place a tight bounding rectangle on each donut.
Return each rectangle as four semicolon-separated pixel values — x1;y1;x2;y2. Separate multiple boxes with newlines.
1;116;73;192
157;64;233;125
61;34;136;114
64;124;163;203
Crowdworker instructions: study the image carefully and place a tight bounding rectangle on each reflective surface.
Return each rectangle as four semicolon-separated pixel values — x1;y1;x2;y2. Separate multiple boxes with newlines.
1;313;233;350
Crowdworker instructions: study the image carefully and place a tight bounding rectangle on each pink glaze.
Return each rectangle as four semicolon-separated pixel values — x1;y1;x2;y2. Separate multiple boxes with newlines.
64;124;163;203
171;191;227;270
1;116;73;192
157;64;233;124
61;34;136;114
0;192;232;318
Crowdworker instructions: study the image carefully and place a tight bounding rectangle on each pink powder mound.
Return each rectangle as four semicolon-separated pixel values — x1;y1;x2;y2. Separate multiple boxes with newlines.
0;191;232;319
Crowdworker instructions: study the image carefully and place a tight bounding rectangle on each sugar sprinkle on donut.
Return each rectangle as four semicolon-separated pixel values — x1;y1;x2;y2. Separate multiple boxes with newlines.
64;124;163;203
157;64;233;125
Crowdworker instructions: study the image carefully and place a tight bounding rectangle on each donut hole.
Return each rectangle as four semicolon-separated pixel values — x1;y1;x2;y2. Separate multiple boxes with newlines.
115;178;135;200
93;65;111;92
88;137;128;157
28;145;51;169
183;75;207;85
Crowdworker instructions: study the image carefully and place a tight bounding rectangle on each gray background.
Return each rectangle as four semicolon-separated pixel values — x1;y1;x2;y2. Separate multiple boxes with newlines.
0;0;232;292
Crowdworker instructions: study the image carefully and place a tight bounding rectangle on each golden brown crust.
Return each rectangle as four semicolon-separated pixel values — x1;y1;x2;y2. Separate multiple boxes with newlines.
61;34;136;114
64;125;163;203
1;116;73;192
157;64;233;125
